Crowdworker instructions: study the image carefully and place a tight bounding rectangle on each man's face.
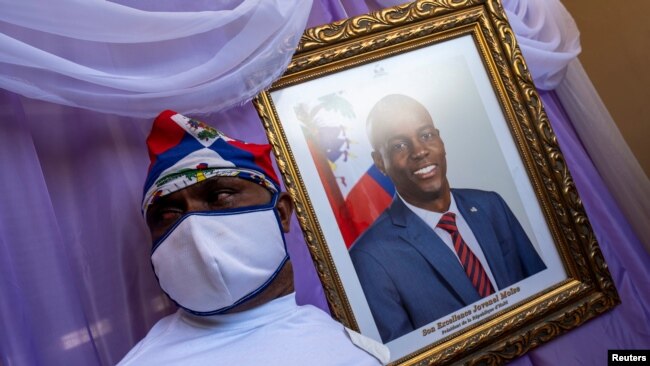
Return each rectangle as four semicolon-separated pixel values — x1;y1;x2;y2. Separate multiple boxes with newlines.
371;106;450;210
146;176;291;243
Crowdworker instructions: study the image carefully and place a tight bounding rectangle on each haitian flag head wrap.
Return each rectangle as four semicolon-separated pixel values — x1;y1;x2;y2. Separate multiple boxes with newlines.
142;110;280;215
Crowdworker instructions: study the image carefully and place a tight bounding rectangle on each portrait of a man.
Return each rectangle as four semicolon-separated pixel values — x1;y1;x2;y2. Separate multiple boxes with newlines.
349;94;547;343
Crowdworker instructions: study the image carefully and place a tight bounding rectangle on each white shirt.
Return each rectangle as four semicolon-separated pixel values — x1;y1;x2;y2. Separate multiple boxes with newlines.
399;194;498;290
117;293;385;366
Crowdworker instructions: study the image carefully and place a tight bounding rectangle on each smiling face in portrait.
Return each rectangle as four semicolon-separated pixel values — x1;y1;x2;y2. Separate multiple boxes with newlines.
368;94;451;212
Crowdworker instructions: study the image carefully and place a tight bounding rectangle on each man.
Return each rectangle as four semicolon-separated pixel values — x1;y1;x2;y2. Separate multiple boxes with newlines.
349;94;546;343
118;110;387;365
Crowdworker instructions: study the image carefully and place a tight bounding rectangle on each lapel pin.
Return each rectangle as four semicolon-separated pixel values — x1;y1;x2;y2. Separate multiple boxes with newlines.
470;206;478;212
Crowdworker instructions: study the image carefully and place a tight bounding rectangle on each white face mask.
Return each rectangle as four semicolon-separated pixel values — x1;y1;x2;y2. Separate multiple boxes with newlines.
150;199;288;315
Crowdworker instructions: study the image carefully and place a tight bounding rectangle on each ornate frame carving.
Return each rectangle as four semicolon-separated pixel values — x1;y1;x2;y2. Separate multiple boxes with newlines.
254;1;619;364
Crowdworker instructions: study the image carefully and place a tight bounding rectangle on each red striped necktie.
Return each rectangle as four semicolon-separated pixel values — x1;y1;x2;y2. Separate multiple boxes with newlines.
437;212;495;298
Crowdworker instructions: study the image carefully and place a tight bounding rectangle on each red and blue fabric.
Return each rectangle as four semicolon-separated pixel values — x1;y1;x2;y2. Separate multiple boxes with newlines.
142;110;280;215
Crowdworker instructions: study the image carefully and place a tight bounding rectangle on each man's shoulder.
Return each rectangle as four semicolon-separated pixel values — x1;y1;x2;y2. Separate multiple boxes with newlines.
453;188;516;222
349;209;395;254
291;303;339;325
119;299;383;366
116;311;182;365
452;187;499;200
451;188;507;209
134;310;181;343
290;305;387;365
360;208;394;235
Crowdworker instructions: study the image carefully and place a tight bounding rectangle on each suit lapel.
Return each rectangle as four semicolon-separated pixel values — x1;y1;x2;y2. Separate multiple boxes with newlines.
453;191;509;289
388;198;480;305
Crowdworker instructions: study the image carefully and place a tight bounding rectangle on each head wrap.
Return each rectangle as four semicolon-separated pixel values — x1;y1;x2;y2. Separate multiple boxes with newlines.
142;110;280;214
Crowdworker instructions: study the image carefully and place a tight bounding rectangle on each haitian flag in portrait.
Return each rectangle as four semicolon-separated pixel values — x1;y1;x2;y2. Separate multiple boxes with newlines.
295;93;395;247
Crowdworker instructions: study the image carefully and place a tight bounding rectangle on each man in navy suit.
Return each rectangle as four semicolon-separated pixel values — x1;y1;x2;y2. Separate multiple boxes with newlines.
349;94;546;343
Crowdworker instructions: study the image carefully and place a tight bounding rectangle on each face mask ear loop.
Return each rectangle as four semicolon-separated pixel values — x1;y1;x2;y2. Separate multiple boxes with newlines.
270;190;279;206
269;191;287;253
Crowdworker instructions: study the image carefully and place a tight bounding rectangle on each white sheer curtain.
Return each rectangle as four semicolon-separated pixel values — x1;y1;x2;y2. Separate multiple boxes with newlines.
503;0;650;250
503;0;580;90
556;61;650;250
497;0;649;251
0;0;312;117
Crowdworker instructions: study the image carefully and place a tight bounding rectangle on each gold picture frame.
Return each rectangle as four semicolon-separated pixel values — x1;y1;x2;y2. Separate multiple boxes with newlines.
254;0;619;364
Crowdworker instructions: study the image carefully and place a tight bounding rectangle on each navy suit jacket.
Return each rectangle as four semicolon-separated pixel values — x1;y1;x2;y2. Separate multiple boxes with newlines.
349;189;546;343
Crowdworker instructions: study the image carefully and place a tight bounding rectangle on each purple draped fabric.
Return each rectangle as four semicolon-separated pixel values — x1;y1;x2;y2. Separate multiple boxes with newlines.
505;91;650;365
0;94;167;366
1;2;649;366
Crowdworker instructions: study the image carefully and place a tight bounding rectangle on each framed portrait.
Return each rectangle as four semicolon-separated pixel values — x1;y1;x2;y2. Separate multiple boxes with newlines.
254;0;619;364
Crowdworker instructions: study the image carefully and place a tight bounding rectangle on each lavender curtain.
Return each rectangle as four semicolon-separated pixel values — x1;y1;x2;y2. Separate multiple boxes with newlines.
1;1;648;366
0;94;323;366
520;91;650;365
